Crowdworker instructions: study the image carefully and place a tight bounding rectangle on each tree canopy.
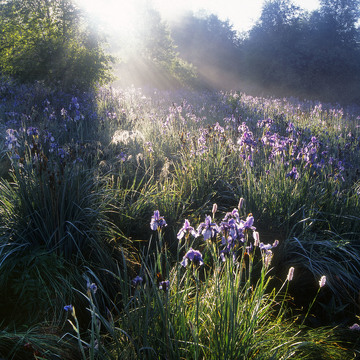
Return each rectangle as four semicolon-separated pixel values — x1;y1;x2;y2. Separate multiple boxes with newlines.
0;0;113;91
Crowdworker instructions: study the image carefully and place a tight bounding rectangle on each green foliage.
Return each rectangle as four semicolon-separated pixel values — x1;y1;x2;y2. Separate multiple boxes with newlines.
0;163;113;262
114;4;197;89
170;12;242;89
0;247;83;323
0;0;113;91
1;81;360;358
0;325;78;359
61;219;356;360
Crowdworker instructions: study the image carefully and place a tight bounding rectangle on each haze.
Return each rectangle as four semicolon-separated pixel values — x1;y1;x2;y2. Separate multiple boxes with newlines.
76;0;320;33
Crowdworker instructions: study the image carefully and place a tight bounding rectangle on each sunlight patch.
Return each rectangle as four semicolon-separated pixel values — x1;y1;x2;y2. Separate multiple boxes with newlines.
111;130;145;145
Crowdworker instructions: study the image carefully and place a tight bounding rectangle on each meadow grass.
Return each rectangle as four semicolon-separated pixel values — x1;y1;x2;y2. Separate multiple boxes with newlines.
0;80;359;358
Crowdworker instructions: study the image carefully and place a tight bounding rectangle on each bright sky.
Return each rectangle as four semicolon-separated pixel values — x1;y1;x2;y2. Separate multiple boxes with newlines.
153;0;320;31
76;0;320;33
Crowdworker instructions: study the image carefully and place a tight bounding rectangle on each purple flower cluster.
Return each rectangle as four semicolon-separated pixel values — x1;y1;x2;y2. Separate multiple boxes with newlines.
197;215;220;241
175;207;277;267
219;211;256;257
286;167;299;180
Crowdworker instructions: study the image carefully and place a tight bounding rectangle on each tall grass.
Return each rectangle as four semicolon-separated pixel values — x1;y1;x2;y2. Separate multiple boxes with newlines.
61;210;356;359
0;79;359;358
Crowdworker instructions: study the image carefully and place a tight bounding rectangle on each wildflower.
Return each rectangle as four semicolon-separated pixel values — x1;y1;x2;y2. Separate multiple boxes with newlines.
26;127;39;137
64;304;73;312
159;280;170;292
287;267;295;281
223;208;240;222
145;141;154;153
132;276;143;286
319;275;326;288
260;239;279;251
57;147;68;159
44;131;55;143
87;282;98;294
349;323;360;331
117;152;127;162
286;167;299;180
73;110;81;122
244;214;255;230
227;218;245;243
181;248;204;267
197;215;220;241
220;249;227;262
69;97;79;110
214;122;224;134
5;129;19;149
150;210;167;230
177;219;198;240
286;122;295;133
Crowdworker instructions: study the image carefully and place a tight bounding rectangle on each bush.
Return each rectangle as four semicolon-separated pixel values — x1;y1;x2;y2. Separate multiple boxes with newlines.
0;0;113;91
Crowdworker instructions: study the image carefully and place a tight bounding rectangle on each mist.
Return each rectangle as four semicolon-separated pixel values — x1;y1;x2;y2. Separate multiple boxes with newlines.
107;0;360;105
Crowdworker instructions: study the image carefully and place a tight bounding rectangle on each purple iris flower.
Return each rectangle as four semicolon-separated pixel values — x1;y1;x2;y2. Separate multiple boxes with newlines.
349;323;360;331
70;97;79;110
64;304;73;312
5;129;19;149
259;239;279;251
57;147;68;159
150;210;167;230
197;215;220;241
286;122;295;133
132;275;143;286
181;248;204;267
86;281;98;293
264;249;273;267
243;214;256;230
177;219;198;240
117;152;127;162
227;218;245;243
223;208;240;222
286;167;299;180
26;127;39;136
159;280;170;292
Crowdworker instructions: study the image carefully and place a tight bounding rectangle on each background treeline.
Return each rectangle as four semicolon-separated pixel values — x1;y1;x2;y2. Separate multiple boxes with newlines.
169;0;360;104
1;0;360;104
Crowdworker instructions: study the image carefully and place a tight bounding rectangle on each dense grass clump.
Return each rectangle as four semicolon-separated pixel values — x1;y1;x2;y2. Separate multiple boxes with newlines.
0;80;359;358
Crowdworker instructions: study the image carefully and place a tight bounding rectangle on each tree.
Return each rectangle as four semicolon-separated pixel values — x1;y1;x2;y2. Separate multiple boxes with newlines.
302;1;360;102
319;0;360;46
115;4;196;88
170;11;242;88
241;0;306;92
239;0;360;103
0;0;113;91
